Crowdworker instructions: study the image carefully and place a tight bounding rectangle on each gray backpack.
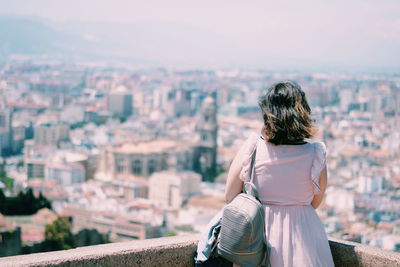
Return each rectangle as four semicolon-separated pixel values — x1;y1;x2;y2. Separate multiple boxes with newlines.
217;145;270;267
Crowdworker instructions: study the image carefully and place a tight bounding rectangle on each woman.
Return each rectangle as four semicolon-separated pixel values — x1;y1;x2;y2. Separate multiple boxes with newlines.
225;81;334;267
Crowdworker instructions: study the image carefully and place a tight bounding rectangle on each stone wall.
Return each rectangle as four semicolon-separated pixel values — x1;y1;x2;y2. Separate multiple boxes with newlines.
0;234;399;267
329;237;400;267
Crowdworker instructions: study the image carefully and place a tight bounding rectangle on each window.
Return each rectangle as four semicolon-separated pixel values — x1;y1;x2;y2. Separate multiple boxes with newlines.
116;159;125;173
161;159;168;170
148;159;157;175
132;159;142;175
0;115;5;127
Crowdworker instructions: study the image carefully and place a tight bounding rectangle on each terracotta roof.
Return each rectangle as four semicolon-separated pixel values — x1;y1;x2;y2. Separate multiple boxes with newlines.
186;195;225;210
112;139;191;154
32;209;58;226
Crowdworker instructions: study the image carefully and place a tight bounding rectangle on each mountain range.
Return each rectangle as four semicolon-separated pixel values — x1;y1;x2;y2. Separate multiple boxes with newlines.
0;15;238;67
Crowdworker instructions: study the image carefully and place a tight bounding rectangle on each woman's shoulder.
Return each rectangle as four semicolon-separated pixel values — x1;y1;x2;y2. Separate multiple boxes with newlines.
242;131;261;145
309;140;327;171
310;140;327;156
246;131;260;141
241;132;260;152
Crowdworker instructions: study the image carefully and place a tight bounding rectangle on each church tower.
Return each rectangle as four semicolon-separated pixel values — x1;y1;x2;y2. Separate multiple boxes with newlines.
195;94;218;181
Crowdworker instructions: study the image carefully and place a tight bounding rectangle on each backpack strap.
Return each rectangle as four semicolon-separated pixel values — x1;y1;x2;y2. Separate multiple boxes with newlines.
243;137;259;198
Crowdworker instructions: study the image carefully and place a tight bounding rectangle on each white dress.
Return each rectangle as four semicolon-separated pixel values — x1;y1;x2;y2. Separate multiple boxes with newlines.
239;133;334;267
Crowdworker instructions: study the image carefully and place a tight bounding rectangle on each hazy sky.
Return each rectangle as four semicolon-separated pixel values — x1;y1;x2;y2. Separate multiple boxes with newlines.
1;0;400;70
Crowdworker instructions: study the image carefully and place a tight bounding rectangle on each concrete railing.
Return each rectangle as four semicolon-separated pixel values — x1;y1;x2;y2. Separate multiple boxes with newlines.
328;237;400;267
1;234;399;267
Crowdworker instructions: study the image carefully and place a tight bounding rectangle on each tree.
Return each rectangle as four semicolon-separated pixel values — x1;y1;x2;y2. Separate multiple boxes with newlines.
0;159;14;191
36;192;51;211
118;115;127;123
23;188;36;214
44;217;74;250
0;189;4;212
0;159;6;178
0;188;52;215
166;231;177;237
16;160;24;170
95;116;108;126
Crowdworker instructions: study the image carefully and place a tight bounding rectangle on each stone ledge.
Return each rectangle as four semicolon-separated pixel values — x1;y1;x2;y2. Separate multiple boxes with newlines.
329;237;400;267
1;234;399;267
0;234;199;267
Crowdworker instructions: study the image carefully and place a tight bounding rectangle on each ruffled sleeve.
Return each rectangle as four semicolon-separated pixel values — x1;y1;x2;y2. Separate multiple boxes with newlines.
239;132;259;183
311;141;327;195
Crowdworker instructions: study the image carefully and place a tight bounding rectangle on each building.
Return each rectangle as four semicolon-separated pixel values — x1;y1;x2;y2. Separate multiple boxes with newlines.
148;170;201;209
45;157;85;186
63;151;91;181
98;214;162;241
61;206;164;242
26;159;46;179
108;86;133;117
193;95;218;180
0;215;22;257
339;89;354;112
24;141;87;182
96;95;218;181
357;175;384;194
96;139;194;180
164;89;191;118
0;97;13;156
325;188;355;213
34;123;70;147
5;208;58;247
11;123;26;154
24;140;47;179
107;178;148;199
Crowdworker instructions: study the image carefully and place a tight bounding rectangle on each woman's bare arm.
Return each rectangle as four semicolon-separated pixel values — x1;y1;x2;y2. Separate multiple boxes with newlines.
311;166;328;209
224;144;248;203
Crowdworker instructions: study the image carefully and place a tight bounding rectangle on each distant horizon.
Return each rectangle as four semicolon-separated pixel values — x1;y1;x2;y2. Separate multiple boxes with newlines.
1;0;399;72
1;54;399;75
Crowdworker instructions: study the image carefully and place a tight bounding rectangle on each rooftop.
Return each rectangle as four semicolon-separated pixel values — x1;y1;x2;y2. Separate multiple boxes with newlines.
111;139;191;154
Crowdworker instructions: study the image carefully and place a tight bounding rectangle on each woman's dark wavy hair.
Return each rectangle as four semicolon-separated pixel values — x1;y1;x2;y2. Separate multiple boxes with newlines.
258;81;315;145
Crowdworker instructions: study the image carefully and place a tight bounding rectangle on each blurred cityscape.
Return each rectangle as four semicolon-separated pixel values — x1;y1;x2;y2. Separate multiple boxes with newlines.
0;59;399;257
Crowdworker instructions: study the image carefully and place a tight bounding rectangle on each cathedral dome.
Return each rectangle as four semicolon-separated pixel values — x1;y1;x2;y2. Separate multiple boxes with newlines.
202;95;216;107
